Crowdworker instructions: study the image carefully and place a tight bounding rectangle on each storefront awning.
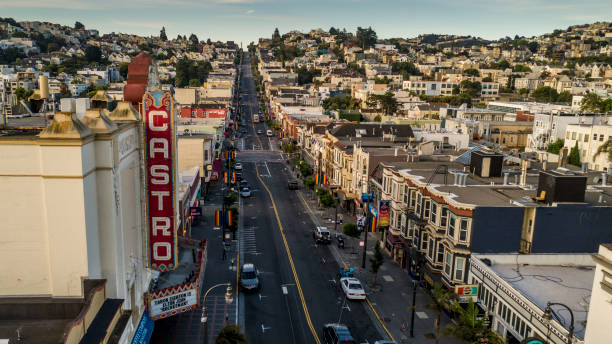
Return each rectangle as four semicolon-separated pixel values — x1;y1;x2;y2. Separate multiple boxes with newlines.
386;234;403;247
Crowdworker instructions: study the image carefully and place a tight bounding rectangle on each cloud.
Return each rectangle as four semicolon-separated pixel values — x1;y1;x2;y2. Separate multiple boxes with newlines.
246;9;255;14
0;0;219;9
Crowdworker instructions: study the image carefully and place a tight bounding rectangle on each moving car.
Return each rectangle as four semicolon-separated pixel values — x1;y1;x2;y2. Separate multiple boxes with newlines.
239;180;249;190
287;180;299;190
257;129;263;135
322;323;356;344
312;226;331;244
340;277;366;300
234;162;243;170
240;187;251;197
239;263;260;291
374;341;398;344
266;129;273;137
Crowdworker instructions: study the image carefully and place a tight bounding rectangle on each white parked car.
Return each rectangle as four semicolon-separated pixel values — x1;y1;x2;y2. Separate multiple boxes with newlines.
234;162;243;170
340;277;366;300
240;187;251;198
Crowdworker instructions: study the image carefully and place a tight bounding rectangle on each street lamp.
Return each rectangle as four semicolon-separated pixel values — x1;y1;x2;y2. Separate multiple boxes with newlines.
543;302;575;344
201;283;234;344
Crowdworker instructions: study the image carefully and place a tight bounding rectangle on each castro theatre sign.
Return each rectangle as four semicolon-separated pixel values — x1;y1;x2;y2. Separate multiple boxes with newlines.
143;89;178;271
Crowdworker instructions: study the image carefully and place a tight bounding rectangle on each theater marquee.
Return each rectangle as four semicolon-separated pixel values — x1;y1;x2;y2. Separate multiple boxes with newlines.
143;90;178;271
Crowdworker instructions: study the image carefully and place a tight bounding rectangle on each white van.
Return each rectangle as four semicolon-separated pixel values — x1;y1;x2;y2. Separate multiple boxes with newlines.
266;130;273;137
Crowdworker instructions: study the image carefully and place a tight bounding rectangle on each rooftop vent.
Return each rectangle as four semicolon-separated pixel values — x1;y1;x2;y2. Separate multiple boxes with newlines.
536;170;587;204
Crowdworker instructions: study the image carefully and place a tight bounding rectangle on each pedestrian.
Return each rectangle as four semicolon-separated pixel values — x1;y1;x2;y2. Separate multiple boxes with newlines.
222;243;227;260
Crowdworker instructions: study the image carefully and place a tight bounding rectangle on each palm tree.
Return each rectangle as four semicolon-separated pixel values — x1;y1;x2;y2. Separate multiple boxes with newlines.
444;298;506;344
427;282;460;344
594;138;612;163
215;325;249;344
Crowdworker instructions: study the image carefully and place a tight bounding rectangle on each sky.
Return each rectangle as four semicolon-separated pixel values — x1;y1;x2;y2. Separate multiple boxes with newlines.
1;0;611;45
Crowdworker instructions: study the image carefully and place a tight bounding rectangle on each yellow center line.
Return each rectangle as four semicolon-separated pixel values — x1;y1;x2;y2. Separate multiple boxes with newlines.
296;191;396;342
254;164;321;344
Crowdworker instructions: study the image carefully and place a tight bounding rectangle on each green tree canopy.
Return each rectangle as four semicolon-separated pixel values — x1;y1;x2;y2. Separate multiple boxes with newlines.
568;142;581;166
460;80;481;98
367;91;398;115
532;86;559;103
159;27;167;41
215;325;248;344
547;139;565;154
463;68;480;77
74;21;84;30
356;26;377;49
392;62;421;79
85;45;102;62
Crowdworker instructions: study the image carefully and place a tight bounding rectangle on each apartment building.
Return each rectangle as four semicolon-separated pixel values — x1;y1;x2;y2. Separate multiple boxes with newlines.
564;123;612;171
402;80;458;96
372;153;612;288
480;82;500;97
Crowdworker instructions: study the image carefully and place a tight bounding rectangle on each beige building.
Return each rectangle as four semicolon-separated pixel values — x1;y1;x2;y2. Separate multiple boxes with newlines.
0;102;151;343
564;123;612;171
584;244;612;344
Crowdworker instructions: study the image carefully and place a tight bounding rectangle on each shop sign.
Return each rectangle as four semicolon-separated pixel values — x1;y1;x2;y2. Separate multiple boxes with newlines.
378;201;390;227
143;90;177;271
455;284;479;303
190;206;202;216
424;273;434;286
149;287;198;319
131;311;154;344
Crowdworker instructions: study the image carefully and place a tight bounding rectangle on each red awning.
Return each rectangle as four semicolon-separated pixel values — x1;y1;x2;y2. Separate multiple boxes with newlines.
386;234;403;247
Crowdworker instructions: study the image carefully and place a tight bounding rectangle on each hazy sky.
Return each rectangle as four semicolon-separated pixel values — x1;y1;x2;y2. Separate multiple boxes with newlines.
1;0;610;45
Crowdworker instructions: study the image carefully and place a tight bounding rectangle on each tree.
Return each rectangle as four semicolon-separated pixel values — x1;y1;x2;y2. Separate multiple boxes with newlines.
188;33;199;44
581;92;603;112
519;88;529;95
13;87;34;102
356;26;377;49
594;138;612;163
85;45;102;63
329;27;338;35
532;86;558;103
444;298;505;344
343;223;360;238
482;76;493;82
272;28;280;40
427;283;460;344
547;139;565;154
369;241;384;286
463;68;480;77
215;325;248;344
557;91;572;103
318;188;336;208
460;80;481;98
188;79;201;87
367;91;398;115
74;21;84;30
539;70;551;79
119;62;129;79
373;115;382;122
392;62;421;79
512;64;532;73
159;27;167;41
304;177;315;190
568;142;581;167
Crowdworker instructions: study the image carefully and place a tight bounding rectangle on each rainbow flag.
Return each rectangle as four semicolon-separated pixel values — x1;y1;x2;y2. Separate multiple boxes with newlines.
232;151;236;159
315;173;319;185
323;173;328;185
232;172;236;184
214;210;221;226
227;210;233;227
224;172;228;184
369;216;377;233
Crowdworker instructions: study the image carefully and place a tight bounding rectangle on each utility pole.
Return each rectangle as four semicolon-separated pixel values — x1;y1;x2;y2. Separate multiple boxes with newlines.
361;192;372;269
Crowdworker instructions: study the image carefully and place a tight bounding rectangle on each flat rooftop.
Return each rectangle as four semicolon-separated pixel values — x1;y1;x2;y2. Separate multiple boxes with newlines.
487;259;594;340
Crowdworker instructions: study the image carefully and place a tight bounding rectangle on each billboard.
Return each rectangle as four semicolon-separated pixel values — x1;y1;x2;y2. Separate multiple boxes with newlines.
149;286;198;319
378;201;390;227
143;89;178;271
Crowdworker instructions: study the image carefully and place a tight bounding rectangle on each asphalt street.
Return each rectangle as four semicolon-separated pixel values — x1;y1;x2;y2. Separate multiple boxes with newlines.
237;53;383;344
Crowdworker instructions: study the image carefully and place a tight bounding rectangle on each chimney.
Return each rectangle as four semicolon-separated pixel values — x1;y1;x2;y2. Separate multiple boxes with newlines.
559;146;569;168
520;160;528;187
542;160;547;170
581;162;588;173
39;75;49;99
453;173;460;186
461;173;468;186
503;172;509;185
394;148;398;156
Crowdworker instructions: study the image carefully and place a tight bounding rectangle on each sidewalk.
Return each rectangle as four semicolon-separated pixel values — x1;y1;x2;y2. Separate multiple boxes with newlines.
297;187;464;344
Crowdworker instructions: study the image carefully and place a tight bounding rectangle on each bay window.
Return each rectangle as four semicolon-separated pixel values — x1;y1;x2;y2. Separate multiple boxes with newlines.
448;214;456;239
423;200;431;219
455;257;465;281
440;207;448;228
444;251;452;276
459;219;469;242
430;203;438;224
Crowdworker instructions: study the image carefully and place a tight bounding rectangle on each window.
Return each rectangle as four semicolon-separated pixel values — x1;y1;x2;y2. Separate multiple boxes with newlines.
437;242;444;263
578;133;583;142
428;238;434;258
459;219;469;242
392;182;397;199
403;185;409;203
416;193;422;216
440;207;448;227
421;232;428;251
600;134;605;141
593;133;598;141
571;132;576;140
423;200;431;219
430;203;438;224
455;257;465;281
584;134;589;142
408;219;415;238
399;184;405;203
409;190;417;209
448;214;456;238
444;251;452;275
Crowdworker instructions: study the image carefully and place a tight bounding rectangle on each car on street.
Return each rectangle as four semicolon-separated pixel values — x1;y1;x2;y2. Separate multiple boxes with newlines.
240;128;247;134
239;263;260;291
322;323;356;344
374;341;397;344
239;180;249;190
257;129;263;135
240;187;251;197
234;162;243;170
236;171;243;181
287;180;299;190
313;226;331;244
340;277;366;300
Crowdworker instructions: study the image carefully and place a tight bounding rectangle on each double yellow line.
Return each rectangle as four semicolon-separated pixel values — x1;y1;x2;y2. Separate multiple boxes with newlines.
254;164;321;344
296;191;395;342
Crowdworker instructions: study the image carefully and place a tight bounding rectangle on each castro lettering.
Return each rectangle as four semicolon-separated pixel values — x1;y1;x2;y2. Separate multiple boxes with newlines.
144;91;176;270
